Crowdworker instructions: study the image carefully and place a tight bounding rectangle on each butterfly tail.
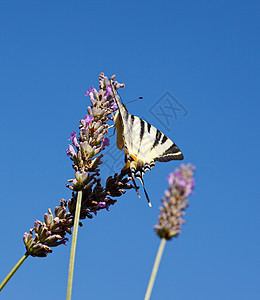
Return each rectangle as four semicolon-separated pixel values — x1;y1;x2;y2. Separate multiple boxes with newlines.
134;172;152;207
142;183;152;207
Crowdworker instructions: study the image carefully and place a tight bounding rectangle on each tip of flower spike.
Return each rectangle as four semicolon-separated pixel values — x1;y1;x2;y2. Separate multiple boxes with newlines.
148;202;152;208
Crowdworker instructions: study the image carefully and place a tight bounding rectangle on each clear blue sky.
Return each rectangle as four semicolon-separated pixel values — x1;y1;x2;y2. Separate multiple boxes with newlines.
1;1;259;299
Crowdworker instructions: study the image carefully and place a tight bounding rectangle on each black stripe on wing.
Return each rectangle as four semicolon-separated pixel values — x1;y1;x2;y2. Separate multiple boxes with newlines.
124;109;130;121
130;115;135;127
152;129;162;149
147;122;151;133
140;119;145;140
155;143;184;162
161;134;168;144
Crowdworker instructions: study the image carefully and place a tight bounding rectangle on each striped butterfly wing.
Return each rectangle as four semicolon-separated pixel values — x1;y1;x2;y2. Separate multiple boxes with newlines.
111;80;183;205
120;106;183;172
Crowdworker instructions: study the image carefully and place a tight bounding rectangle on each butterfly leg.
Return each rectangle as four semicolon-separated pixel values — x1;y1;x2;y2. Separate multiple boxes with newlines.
106;124;116;137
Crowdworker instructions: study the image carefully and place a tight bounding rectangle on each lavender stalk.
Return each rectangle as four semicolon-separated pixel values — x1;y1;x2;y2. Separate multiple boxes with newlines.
0;253;29;291
66;191;82;300
144;164;195;300
144;238;166;300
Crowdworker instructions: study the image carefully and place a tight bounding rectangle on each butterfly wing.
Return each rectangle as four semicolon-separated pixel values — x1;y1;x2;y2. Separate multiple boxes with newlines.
120;109;183;173
110;80;183;206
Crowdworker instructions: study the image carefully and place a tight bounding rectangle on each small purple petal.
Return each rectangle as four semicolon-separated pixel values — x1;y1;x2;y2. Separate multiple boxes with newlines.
111;101;118;112
102;137;110;147
85;86;99;103
178;178;187;190
184;186;193;197
173;170;181;178
103;137;109;146
98;202;106;208
66;144;76;157
83;114;94;127
105;84;113;99
62;238;69;246
85;87;95;102
69;131;79;147
85;86;94;96
189;177;195;190
167;172;175;185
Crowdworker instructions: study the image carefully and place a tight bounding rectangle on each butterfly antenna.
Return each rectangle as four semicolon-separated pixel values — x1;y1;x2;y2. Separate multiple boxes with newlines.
125;97;143;104
110;81;142;105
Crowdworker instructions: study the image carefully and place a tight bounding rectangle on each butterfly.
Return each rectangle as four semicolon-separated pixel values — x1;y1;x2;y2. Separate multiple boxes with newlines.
110;80;184;206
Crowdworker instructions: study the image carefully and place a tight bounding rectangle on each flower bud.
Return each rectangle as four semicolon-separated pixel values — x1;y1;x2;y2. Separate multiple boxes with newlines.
23;232;32;245
44;212;53;226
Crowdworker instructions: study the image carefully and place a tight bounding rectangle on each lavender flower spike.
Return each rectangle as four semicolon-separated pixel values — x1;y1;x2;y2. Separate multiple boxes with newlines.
66;73;135;219
154;163;195;240
23;73;136;258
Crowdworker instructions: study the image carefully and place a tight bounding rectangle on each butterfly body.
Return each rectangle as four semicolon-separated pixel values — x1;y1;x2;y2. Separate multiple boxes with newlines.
111;80;184;205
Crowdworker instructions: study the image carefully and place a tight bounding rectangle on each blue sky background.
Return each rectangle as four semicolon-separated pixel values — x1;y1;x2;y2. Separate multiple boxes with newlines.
1;1;259;299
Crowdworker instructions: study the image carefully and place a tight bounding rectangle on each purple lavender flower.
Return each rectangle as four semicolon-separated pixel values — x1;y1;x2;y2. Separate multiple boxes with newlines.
82;114;94;127
104;83;118;111
105;84;113;99
167;172;175;186
23;201;74;257
66;144;76;157
69;131;79;147
85;86;95;100
85;86;94;95
102;137;110;148
85;86;100;105
111;100;118;112
154;164;195;240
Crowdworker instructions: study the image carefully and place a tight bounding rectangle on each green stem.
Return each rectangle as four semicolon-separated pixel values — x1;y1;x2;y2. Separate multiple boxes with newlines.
66;190;82;300
144;238;166;300
0;252;29;291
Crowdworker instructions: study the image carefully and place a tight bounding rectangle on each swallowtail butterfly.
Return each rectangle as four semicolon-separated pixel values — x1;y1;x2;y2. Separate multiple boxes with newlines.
110;80;183;206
